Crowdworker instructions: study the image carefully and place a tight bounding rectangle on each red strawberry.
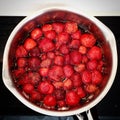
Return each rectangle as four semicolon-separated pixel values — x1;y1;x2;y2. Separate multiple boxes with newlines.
87;46;102;60
52;22;64;33
48;65;64;81
70;51;82;64
79;45;87;54
75;87;86;98
30;90;43;102
40;58;51;68
54;55;64;66
24;38;37;51
31;28;42;40
64;54;70;65
47;52;55;59
53;81;63;89
69;39;81;49
66;91;80;106
17;58;27;68
97;60;104;72
12;68;25;78
63;65;74;78
57;100;66;108
92;70;102;85
57;32;70;45
38;81;54;94
71;30;81;39
15;45;28;58
74;63;85;73
42;24;52;32
39;38;55;52
65;22;78;34
54;89;65;100
80;33;96;47
63;78;73;90
43;95;56;107
28;57;41;71
85;84;98;93
82;70;92;84
26;72;41;85
87;60;98;70
44;30;56;40
71;73;82;87
59;44;69;55
39;68;49;77
23;83;34;94
82;55;88;63
29;47;40;57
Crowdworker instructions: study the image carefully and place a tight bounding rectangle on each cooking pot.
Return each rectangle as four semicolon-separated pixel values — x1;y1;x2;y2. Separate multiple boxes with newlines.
2;6;117;118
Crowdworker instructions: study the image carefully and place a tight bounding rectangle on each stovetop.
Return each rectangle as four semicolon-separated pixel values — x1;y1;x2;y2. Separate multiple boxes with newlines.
0;16;120;120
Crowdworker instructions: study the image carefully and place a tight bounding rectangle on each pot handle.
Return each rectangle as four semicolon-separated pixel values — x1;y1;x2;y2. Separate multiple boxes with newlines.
76;110;94;120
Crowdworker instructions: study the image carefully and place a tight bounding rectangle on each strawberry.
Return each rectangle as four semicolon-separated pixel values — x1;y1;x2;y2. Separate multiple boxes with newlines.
30;28;42;40
53;81;63;89
69;39;81;49
40;58;51;68
82;70;92;84
24;38;37;51
57;32;70;45
59;44;69;55
71;73;82;87
63;78;73;90
26;72;41;85
15;45;28;58
75;87;86;98
30;90;43;102
64;54;70;65
85;84;98;93
74;63;85;73
70;51;82;64
87;46;102;60
87;60;98;70
38;81;54;94
42;24;52;32
79;45;87;54
39;68;49;77
28;57;41;71
54;55;64;66
65;22;78;34
54;89;65;100
80;33;96;47
43;95;56;107
63;65;74;78
47;52;55;59
17;58;27;68
92;70;102;85
71;30;81;39
12;68;25;78
66;91;80;106
82;55;88;63
44;30;56;40
39;38;55;52
52;22;64;33
29;47;40;57
23;83;34;94
48;65;64;81
57;100;66;108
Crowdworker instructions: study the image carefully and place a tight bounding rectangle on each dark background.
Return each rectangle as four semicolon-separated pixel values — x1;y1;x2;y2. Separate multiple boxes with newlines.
0;16;120;120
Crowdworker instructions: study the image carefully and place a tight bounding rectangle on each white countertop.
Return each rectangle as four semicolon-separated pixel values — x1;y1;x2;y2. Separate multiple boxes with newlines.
0;0;120;16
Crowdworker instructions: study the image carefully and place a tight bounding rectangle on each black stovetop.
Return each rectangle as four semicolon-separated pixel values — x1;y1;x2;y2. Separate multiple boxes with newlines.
0;16;120;120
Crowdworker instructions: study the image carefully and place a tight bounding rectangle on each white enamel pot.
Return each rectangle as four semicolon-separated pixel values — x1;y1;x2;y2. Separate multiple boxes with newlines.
2;6;117;117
